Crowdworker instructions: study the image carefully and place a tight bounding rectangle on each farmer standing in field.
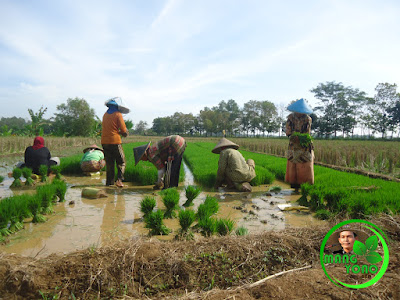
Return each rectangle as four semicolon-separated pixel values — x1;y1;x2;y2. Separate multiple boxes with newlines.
212;138;256;192
133;135;186;190
285;98;314;192
101;97;129;188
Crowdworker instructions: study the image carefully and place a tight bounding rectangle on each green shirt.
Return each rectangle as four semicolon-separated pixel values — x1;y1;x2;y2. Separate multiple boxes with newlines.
81;150;104;163
216;148;255;184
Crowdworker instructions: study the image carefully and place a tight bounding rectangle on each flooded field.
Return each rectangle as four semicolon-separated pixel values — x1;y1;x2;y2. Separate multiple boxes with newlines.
0;159;324;258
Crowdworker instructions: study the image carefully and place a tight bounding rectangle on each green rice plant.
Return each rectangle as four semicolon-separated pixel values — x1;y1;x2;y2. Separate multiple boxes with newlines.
0;197;12;236
21;167;35;186
38;165;48;183
60;154;82;175
183;185;201;207
27;195;46;223
314;209;332;220
198;217;216;237
144;210;171;236
249;165;275;186
7;195;31;233
160;188;180;218
140;196;156;217
52;179;67;202
36;184;56;214
196;196;219;221
50;165;62;179
10;168;22;188
176;209;196;240
269;186;282;193
215;218;235;236
235;226;248;236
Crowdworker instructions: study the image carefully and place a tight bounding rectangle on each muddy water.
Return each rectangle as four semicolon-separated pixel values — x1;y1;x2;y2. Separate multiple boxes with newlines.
0;162;325;258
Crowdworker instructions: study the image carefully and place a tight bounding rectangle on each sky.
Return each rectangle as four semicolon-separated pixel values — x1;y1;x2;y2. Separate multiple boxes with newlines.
1;0;400;126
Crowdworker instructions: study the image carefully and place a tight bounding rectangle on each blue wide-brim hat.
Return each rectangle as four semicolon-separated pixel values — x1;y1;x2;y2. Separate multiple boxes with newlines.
105;97;130;114
287;98;313;114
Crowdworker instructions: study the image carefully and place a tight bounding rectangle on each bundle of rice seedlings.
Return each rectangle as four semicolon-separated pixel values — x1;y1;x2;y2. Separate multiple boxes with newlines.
27;194;46;223
215;218;235;236
37;184;56;214
22;167;35;186
144;210;171;236
196;196;219;221
140;196;156;218
183;185;201;207
7;195;30;233
235;226;248;236
176;209;196;240
52;179;67;202
50;165;62;179
0;198;12;236
269;186;282;193
198;217;216;237
160;188;180;218
38;165;49;183
10;168;22;188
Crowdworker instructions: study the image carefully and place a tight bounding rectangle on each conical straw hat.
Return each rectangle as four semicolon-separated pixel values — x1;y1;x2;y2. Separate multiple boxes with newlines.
133;142;151;165
287;98;313;114
83;144;103;153
105;97;130;114
212;138;239;154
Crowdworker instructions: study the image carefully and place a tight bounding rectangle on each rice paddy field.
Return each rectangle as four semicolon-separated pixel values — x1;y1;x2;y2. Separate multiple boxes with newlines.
0;137;399;299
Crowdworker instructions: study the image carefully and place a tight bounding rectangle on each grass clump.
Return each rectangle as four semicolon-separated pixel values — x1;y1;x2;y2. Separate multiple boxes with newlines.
144;210;171;236
314;209;332;220
198;217;216;237
10;168;22;188
176;209;196;240
38;165;49;182
196;196;219;221
160;188;180;218
235;226;248;236
140;196;156;218
22;167;35;186
215;218;235;236
183;185;201;207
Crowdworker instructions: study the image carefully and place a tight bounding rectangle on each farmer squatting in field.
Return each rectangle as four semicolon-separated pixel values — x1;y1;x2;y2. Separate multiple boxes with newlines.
80;144;106;175
133;135;187;189
101;97;130;188
212;138;256;192
285;98;315;192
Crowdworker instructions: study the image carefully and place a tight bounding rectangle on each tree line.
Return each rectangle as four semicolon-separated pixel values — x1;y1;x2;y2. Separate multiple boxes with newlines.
1;81;399;138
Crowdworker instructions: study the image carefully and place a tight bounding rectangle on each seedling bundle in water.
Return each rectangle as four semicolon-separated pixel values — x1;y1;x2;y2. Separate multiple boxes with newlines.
160;188;180;218
22;167;35;186
39;165;49;182
10;168;22;188
176;209;196;240
144;210;171;236
196;196;220;237
140;196;156;217
183;185;201;207
50;165;62;179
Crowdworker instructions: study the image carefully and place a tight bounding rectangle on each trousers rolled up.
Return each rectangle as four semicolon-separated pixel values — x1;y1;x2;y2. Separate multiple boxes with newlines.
165;153;183;188
102;144;125;186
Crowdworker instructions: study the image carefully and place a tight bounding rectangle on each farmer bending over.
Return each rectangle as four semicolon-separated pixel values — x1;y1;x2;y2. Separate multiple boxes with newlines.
213;138;256;192
133;135;186;190
80;144;106;175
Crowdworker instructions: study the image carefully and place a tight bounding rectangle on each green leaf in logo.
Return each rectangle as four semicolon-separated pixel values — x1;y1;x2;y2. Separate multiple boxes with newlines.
365;235;378;251
366;251;383;264
353;240;367;256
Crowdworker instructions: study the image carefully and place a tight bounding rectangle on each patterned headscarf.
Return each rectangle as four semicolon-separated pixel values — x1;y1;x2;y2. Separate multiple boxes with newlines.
32;136;45;150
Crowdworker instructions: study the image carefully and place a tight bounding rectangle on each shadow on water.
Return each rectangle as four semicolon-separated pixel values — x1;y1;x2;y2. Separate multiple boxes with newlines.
0;162;325;258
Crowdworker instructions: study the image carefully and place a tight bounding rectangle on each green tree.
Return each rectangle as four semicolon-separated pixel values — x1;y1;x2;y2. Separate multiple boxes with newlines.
53;98;96;136
28;106;47;136
134;120;148;135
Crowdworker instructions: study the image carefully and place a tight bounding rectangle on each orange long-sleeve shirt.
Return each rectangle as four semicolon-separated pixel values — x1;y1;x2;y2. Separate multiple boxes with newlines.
101;111;127;144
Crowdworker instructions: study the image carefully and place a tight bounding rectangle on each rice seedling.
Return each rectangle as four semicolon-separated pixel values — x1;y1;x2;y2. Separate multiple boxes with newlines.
10;168;22;188
36;184;57;214
21;167;35;186
215;218;235;236
60;154;82;175
52;179;67;202
176;209;196;240
198;217;216;237
183;185;201;207
196;196;219;221
0;198;12;236
140;196;156;217
160;188;180;218
235;226;248;236
144;210;171;236
39;165;49;183
50;165;62;179
28;194;47;223
269;186;282;193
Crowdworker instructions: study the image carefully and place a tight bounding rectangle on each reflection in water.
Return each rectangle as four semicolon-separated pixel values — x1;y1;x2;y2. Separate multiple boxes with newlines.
0;166;325;258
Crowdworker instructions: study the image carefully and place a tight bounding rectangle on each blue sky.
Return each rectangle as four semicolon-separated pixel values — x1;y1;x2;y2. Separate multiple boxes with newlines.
1;0;399;125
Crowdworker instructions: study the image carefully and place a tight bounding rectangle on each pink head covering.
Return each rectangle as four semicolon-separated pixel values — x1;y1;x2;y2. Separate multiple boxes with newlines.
32;136;45;150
